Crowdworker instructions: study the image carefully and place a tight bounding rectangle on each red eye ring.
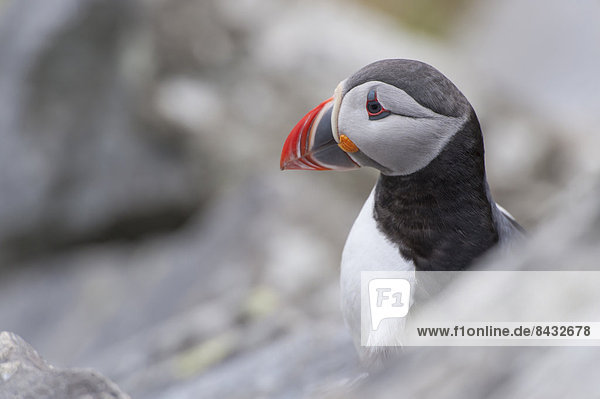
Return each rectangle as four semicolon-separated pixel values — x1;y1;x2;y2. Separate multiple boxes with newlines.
366;89;391;120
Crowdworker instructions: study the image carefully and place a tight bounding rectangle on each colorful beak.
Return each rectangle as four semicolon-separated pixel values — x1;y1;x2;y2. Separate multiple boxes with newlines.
280;98;360;171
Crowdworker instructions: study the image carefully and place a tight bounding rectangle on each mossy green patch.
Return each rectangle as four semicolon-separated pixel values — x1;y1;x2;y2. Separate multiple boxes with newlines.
358;0;473;38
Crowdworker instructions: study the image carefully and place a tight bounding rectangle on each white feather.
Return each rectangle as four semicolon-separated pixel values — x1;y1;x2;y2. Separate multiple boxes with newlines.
337;81;466;175
340;187;415;363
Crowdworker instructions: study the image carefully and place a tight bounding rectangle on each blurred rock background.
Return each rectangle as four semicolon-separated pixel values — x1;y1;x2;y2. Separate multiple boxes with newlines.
0;0;598;397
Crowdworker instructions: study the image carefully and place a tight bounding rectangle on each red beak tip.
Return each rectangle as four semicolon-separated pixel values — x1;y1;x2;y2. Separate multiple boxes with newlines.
280;97;335;172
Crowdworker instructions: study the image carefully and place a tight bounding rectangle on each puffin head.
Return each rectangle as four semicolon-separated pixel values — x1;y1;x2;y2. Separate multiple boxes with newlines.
280;59;475;176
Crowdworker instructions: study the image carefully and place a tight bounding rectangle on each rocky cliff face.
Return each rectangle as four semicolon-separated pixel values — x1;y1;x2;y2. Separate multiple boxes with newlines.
0;332;130;399
0;0;598;398
0;0;211;261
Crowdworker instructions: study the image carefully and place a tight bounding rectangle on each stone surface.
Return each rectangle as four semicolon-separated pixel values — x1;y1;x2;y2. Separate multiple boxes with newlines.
0;174;361;398
0;0;598;398
0;0;210;260
0;331;130;399
451;0;600;227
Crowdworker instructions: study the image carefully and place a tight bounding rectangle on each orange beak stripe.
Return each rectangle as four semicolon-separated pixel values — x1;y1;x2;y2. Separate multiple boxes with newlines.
338;134;359;153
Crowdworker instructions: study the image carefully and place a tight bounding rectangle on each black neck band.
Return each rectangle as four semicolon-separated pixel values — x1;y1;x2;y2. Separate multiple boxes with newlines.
373;112;498;271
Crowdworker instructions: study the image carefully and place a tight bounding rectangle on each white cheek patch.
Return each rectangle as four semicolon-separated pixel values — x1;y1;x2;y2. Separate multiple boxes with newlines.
371;116;463;174
338;81;466;175
331;80;346;143
376;84;437;119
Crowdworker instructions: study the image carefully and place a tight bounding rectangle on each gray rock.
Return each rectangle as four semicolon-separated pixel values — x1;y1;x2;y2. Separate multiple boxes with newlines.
0;0;211;260
1;0;598;398
450;0;600;228
0;175;362;397
152;323;361;399
0;331;130;399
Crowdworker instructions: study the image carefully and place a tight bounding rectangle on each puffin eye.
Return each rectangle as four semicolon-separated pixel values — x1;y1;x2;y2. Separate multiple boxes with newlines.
366;89;391;120
368;102;382;114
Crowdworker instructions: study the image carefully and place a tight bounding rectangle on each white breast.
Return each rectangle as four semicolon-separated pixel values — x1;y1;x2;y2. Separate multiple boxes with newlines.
340;187;415;363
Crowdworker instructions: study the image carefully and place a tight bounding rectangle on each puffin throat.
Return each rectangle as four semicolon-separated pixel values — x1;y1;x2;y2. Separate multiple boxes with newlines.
373;111;499;271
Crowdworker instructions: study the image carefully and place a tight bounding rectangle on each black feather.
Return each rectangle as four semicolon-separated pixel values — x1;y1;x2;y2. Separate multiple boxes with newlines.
373;111;499;271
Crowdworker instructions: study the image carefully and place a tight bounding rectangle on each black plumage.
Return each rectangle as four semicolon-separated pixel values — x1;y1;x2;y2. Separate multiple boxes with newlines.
373;110;500;271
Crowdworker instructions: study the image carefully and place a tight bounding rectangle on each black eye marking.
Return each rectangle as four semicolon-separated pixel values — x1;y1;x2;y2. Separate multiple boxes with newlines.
366;89;391;120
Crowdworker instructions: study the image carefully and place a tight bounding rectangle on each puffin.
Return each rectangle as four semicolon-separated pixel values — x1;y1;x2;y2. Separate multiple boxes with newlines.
280;59;524;364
